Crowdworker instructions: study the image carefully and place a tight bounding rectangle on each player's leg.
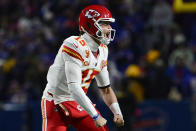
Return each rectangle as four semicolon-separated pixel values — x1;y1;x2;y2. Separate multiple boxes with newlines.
41;99;68;131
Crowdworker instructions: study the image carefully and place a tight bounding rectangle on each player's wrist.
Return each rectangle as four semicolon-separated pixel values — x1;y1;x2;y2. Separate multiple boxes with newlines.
109;103;122;116
92;113;100;121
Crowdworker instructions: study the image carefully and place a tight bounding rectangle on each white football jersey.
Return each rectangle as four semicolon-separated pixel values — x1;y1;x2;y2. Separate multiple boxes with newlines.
42;34;110;104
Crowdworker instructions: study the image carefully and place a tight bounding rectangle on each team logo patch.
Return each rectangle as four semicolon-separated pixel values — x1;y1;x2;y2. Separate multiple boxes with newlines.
85;50;89;58
83;61;89;66
100;60;107;69
85;9;100;19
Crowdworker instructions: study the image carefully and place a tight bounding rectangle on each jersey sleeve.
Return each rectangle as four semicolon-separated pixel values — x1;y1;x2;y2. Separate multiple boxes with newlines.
61;39;84;67
95;66;110;88
95;44;110;88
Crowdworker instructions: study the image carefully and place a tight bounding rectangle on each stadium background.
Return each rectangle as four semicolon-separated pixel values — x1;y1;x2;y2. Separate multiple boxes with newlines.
0;0;196;130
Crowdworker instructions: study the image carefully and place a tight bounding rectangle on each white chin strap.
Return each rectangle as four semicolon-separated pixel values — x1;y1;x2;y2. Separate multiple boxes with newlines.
96;28;116;45
99;36;110;45
82;28;115;46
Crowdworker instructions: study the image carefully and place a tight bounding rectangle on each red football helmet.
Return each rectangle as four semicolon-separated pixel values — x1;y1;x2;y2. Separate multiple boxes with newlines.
79;5;116;45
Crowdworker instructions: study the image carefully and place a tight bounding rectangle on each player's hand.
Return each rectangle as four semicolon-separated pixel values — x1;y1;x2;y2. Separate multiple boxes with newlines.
113;114;124;127
94;116;107;127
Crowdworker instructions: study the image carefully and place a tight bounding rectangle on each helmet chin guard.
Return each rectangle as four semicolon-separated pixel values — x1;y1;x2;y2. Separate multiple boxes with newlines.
79;5;116;45
96;29;116;45
94;18;116;45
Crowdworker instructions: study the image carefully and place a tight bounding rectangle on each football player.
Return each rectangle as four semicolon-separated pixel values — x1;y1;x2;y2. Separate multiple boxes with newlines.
41;5;124;131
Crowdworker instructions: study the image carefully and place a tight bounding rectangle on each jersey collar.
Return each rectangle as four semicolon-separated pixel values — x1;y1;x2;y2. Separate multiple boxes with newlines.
81;33;99;52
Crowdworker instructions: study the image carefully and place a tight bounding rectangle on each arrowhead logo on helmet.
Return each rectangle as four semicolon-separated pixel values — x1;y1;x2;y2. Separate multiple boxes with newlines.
85;9;100;19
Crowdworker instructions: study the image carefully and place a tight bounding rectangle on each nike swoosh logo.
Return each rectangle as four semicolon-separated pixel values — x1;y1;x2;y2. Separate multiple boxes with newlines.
73;43;78;48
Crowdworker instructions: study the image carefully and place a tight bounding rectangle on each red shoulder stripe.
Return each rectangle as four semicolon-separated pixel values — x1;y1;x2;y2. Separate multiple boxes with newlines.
62;45;84;62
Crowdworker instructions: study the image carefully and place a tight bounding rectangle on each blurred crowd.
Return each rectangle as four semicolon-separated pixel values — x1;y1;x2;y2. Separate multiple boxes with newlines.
0;0;196;127
0;0;196;130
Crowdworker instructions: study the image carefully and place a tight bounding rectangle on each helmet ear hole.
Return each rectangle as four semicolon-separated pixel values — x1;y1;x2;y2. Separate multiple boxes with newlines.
97;30;102;36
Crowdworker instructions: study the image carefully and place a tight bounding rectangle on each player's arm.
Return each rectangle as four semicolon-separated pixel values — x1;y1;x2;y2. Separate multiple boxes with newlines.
95;67;124;127
65;61;107;127
62;40;106;127
65;61;97;116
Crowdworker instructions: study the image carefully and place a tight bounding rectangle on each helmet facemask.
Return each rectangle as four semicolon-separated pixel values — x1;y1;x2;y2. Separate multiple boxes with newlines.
94;18;116;45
